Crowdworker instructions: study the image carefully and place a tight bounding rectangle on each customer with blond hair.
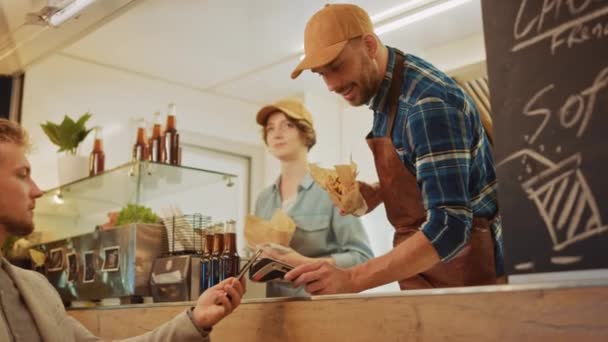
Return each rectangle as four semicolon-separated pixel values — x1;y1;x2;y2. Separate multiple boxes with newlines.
0;118;243;341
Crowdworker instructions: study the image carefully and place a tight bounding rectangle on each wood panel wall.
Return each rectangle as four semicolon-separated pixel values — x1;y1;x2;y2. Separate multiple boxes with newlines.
69;285;608;342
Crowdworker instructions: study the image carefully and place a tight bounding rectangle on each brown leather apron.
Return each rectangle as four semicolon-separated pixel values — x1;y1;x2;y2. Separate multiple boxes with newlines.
365;52;497;289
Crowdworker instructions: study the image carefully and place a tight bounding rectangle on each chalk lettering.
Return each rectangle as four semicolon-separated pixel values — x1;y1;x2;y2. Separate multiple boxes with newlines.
523;66;608;142
513;0;608;53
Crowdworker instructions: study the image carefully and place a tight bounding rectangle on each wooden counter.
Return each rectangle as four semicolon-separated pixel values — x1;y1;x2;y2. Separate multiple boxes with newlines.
69;280;608;341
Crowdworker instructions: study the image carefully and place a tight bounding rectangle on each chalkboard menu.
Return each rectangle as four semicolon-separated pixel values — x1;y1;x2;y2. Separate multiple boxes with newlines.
482;0;608;277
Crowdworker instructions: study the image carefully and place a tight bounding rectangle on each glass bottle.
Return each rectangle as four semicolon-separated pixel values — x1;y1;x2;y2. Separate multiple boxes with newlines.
209;224;224;287
89;126;105;176
149;111;166;163
199;227;213;293
165;103;180;165
220;220;240;280
133;119;149;161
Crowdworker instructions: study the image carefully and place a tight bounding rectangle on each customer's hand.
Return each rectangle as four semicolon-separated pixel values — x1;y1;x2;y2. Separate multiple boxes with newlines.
192;277;245;329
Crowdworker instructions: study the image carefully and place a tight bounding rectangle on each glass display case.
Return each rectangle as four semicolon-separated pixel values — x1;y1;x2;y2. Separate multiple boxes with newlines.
34;161;238;242
29;161;239;302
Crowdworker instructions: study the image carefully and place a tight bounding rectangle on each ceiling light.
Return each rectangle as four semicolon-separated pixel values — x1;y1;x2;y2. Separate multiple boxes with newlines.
47;0;97;27
375;0;472;36
370;0;433;23
52;191;64;205
296;0;471;54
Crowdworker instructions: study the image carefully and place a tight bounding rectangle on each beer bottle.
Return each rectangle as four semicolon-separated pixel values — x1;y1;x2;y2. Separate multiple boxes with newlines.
165;103;180;165
149;111;166;163
209;224;224;287
220;220;240;280
89;126;105;176
199;227;213;293
133;119;149;161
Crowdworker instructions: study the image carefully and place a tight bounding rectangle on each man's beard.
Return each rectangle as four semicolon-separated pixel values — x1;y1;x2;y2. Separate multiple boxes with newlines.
0;215;35;237
354;57;379;106
357;79;376;106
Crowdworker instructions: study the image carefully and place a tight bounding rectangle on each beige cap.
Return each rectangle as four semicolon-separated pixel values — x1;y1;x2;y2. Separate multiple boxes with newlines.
291;4;374;79
256;98;314;127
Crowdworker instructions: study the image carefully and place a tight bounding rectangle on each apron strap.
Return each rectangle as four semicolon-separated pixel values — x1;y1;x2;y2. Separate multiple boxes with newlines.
384;51;406;138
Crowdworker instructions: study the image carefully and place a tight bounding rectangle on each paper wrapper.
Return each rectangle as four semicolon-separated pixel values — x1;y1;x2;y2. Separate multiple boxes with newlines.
29;249;46;267
244;209;296;249
309;161;365;214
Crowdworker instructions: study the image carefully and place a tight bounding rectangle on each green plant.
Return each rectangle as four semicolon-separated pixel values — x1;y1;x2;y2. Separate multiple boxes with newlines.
40;112;93;154
115;204;160;226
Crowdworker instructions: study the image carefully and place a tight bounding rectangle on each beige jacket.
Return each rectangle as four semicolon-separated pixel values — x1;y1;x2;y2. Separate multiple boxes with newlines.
0;258;209;342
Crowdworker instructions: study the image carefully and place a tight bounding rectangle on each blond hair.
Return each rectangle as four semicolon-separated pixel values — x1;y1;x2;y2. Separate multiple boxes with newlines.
0;118;29;148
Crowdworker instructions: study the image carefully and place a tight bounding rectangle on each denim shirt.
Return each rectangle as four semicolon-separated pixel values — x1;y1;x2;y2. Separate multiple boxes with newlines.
254;173;374;298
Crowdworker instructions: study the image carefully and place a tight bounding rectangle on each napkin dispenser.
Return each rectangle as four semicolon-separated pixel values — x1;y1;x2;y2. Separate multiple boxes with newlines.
150;255;198;302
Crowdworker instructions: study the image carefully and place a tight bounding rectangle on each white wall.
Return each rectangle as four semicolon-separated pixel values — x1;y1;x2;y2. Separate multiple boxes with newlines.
22;53;263;243
305;91;343;166
420;33;486;73
22;54;261;191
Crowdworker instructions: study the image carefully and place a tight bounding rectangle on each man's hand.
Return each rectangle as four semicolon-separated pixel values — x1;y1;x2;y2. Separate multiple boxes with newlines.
338;189;367;216
284;260;356;295
191;277;244;329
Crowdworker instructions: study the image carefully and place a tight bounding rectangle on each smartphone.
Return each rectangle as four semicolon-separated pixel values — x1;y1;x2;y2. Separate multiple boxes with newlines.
237;249;263;279
215;249;263;305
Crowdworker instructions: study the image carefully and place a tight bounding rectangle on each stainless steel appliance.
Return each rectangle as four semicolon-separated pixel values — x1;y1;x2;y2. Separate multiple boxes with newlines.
32;223;167;302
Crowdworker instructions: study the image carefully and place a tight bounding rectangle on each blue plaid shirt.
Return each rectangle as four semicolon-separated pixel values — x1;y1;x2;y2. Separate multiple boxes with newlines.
370;47;503;276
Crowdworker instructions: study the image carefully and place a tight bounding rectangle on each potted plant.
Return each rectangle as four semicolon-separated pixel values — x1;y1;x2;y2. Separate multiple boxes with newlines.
41;113;93;185
114;204;160;226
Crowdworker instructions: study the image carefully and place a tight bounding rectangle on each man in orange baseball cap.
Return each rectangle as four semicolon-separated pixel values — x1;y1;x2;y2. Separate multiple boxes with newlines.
285;3;503;295
291;4;378;106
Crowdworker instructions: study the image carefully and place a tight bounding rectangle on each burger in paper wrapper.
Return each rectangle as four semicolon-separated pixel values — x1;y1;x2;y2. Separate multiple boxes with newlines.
309;161;366;214
244;209;296;249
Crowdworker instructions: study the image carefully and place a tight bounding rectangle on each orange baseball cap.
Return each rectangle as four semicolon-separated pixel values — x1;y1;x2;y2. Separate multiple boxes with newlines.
256;98;314;127
291;4;374;79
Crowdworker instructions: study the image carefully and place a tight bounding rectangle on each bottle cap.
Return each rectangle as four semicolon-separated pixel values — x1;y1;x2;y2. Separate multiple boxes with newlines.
153;111;162;124
167;103;177;117
94;126;103;138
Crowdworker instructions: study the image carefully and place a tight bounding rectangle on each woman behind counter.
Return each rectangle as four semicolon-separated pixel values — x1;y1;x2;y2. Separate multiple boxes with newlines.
254;98;374;298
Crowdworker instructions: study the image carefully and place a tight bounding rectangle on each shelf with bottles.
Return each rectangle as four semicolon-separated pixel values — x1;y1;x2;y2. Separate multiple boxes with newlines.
89;102;182;180
133;103;181;165
34;161;238;241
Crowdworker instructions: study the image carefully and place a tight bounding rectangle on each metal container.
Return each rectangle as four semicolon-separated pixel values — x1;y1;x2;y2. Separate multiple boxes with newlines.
32;223;167;301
